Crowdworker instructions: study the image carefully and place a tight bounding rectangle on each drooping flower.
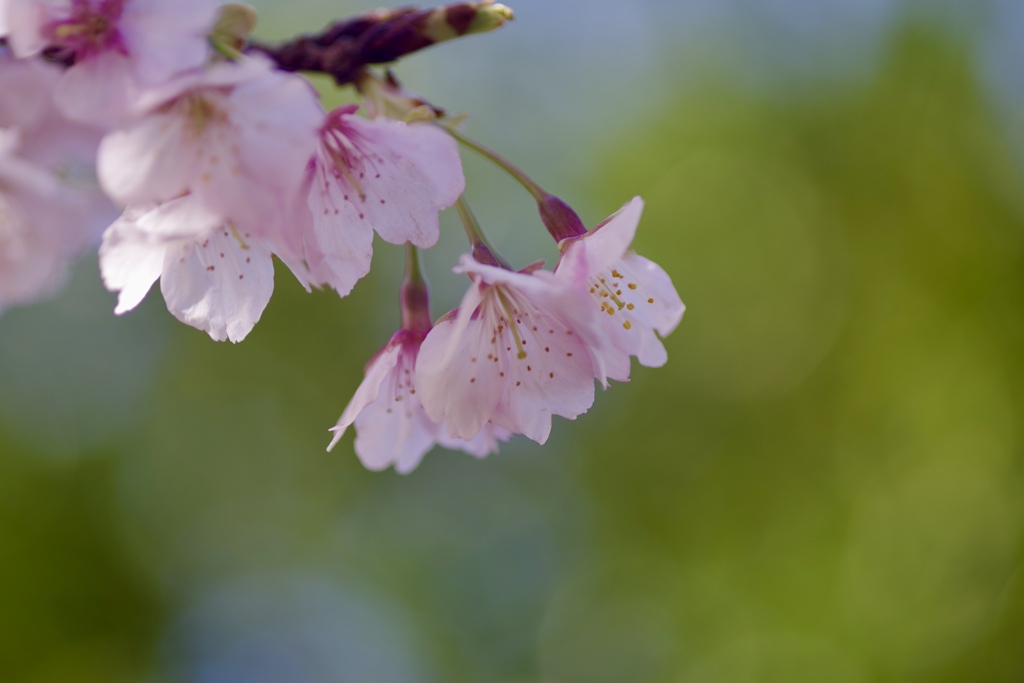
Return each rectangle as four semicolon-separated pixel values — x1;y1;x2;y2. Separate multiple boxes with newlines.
416;256;608;444
99;194;275;343
97;56;322;236
554;197;685;377
328;256;508;473
327;329;509;473
282;105;464;297
95;58;322;340
3;0;217;123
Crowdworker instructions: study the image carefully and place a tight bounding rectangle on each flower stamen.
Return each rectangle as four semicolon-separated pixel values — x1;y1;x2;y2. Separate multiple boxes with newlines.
495;288;528;359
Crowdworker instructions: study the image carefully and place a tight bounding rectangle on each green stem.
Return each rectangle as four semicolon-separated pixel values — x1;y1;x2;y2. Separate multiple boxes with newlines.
455;196;512;269
209;37;244;61
442;125;548;202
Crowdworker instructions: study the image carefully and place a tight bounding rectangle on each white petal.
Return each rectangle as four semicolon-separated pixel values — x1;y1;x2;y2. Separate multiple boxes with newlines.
159;226;274;342
98;211;167;314
97;110;197;206
132;193;222;240
54;51;136;125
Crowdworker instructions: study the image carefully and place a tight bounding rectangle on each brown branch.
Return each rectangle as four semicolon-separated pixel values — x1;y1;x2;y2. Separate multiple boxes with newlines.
247;1;513;86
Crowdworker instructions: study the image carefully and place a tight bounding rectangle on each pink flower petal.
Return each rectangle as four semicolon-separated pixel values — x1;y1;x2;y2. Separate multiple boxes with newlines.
556;196;685;371
119;0;216;86
55;50;136;124
416;283;502;440
159;226;274;343
330;331;495;473
320;114;464;248
437;423;510;458
417;258;601;444
4;0;51;57
575;196;644;267
303;160;374;295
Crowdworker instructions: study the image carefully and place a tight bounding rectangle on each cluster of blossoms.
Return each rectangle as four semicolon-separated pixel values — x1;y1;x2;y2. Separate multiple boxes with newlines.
0;0;684;473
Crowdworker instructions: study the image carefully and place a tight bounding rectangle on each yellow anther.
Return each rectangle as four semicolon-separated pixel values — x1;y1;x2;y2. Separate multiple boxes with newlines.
186;93;225;135
330;147;367;201
623;321;632;330
496;288;528;359
228;223;250;250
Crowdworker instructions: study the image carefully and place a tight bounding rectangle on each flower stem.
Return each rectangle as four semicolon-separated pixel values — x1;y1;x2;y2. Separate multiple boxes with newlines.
405;242;424;282
442;125;547;202
401;243;432;332
455;196;512;269
444;125;588;242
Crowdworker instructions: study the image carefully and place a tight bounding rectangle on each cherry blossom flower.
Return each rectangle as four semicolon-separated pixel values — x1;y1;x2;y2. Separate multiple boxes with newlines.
1;52;113;314
0;128;109;314
328;256;508;472
327;328;509;473
416;256;608;444
554;197;685;377
1;131;75;312
99;194;275;342
3;0;217;123
1;50;107;169
97;56;322;237
283;105;464;297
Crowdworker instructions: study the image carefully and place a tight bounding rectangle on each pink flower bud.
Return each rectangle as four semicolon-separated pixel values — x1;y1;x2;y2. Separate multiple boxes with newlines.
538;194;586;242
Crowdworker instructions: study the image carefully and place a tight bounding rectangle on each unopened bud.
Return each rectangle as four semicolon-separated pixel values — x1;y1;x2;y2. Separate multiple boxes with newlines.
467;3;516;34
422;2;514;43
472;241;504;269
538;195;587;242
400;272;432;333
211;3;258;54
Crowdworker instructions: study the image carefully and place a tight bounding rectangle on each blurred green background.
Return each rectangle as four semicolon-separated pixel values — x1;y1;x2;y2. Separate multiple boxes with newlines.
3;0;1024;681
